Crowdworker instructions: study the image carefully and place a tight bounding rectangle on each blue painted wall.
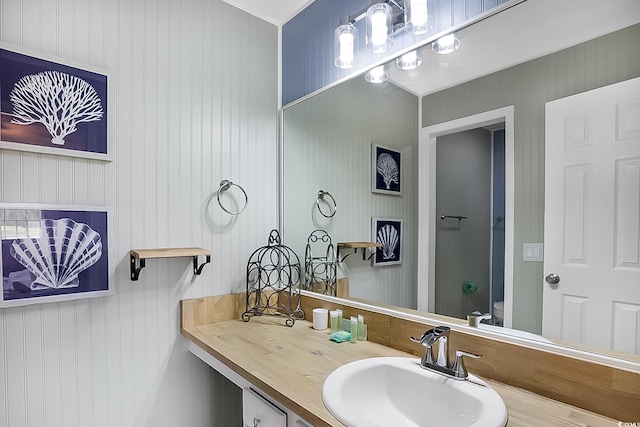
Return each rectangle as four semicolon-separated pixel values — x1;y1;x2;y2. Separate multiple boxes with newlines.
282;0;510;105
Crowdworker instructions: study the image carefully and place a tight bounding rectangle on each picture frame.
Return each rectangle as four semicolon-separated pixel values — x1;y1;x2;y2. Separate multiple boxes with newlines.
0;203;113;308
371;217;402;266
371;143;401;195
0;42;110;161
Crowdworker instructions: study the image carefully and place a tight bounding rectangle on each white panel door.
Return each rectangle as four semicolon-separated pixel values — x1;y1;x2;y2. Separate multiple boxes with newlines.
543;77;640;355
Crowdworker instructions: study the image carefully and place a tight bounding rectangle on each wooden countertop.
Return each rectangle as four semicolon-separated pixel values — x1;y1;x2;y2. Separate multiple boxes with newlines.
181;315;618;427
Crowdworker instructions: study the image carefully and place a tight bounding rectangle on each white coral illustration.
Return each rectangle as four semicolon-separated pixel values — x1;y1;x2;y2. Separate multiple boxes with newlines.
377;224;399;260
9;70;104;145
376;153;399;190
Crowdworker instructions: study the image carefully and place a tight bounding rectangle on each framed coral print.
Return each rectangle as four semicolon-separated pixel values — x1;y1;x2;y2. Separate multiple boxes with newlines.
372;143;401;195
0;203;113;308
0;42;110;161
371;217;402;266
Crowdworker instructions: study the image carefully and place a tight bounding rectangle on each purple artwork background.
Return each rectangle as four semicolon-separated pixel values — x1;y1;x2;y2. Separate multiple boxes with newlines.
0;48;108;154
2;209;109;301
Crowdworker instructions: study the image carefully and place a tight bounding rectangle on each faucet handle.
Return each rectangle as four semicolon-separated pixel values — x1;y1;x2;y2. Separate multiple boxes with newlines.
452;350;481;379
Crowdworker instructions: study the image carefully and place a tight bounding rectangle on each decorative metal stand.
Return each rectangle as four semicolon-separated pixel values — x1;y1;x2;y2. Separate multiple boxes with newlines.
242;229;304;327
304;229;338;296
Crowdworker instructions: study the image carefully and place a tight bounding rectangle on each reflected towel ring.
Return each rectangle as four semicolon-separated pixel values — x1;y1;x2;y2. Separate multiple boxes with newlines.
217;180;248;215
316;190;337;218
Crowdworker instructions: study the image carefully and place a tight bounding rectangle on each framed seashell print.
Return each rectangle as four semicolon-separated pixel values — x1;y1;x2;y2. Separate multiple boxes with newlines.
0;203;113;308
372;143;401;195
0;42;110;161
371;217;402;266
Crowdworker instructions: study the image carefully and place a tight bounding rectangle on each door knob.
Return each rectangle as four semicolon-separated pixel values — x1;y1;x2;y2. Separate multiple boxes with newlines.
545;273;560;285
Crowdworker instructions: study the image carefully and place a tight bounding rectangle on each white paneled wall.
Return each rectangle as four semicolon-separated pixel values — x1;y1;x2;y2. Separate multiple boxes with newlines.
0;1;278;426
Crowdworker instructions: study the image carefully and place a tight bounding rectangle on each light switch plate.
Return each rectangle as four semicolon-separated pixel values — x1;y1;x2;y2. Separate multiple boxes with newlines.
523;243;544;262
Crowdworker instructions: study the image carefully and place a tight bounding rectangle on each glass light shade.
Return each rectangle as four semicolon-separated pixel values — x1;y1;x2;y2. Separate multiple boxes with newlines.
366;3;392;53
405;0;429;35
432;32;460;54
396;50;422;70
365;65;387;83
334;24;359;69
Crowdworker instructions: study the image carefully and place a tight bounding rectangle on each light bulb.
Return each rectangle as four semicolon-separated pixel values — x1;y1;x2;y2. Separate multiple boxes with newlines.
396;50;422;70
365;65;387;84
432;33;460;54
371;11;388;48
339;32;354;64
334;24;358;69
367;3;392;53
406;0;428;35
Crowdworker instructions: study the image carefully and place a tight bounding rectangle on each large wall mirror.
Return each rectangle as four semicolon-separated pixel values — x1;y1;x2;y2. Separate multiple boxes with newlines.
282;0;640;365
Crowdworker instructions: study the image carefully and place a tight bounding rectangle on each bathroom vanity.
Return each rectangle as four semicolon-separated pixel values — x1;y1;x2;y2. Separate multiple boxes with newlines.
181;294;629;426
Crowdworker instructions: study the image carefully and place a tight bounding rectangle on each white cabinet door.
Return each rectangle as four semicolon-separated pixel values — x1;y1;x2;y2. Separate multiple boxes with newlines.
242;387;287;427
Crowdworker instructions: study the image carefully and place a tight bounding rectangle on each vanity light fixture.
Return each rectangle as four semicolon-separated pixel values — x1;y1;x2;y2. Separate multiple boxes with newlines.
432;32;460;54
365;65;388;83
334;22;359;69
366;2;392;53
405;0;429;35
396;50;422;70
334;0;425;69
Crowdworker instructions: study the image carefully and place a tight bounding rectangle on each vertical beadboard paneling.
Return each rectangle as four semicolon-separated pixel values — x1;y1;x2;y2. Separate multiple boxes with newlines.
284;77;419;309
0;0;278;426
422;23;640;333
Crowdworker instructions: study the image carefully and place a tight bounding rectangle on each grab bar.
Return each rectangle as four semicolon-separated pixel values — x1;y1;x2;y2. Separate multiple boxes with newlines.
440;214;468;221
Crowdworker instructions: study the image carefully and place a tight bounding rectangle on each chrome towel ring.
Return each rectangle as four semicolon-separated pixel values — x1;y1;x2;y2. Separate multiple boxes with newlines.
217;180;248;215
316;190;337;218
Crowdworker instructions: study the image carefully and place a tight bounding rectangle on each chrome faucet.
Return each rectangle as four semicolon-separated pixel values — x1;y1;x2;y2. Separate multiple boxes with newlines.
410;326;481;380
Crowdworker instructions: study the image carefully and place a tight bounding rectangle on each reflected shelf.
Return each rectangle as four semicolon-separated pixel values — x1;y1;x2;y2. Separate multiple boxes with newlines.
337;242;382;262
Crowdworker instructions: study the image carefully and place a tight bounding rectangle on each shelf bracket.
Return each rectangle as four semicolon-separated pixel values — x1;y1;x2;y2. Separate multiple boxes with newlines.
362;248;376;261
338;247;377;263
130;254;146;281
193;254;211;275
338;247;357;263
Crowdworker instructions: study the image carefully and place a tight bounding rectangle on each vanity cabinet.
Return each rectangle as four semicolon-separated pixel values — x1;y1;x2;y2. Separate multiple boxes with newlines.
243;387;287;427
189;341;312;427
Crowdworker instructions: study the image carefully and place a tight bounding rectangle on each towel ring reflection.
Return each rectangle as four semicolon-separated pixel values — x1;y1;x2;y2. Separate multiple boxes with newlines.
316;190;337;218
217;180;248;215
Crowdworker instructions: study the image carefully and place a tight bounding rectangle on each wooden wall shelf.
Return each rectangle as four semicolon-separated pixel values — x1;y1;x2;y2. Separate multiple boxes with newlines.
337;242;382;262
129;247;211;281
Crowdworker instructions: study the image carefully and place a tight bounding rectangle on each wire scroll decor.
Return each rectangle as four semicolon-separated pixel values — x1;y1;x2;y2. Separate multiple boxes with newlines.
242;229;304;327
304;229;338;296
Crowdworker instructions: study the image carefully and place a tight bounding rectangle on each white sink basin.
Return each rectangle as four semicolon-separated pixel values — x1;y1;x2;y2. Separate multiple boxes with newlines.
322;357;507;427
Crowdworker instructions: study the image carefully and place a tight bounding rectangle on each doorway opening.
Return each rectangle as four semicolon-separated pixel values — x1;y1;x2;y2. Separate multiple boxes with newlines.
434;126;505;322
418;106;514;327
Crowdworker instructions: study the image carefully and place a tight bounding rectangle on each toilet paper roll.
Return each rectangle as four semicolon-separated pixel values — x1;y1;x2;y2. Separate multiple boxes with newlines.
312;308;328;330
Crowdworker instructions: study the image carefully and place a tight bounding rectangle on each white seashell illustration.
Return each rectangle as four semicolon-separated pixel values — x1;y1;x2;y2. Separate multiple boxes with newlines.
377;224;399;259
9;218;103;290
376;153;399;190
